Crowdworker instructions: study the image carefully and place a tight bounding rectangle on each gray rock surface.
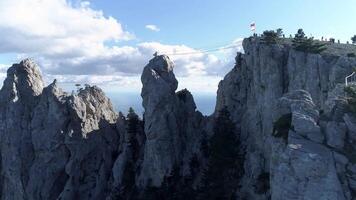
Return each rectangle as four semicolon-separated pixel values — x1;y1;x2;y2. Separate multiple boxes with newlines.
0;60;119;200
272;91;345;200
0;37;356;200
216;38;356;199
139;55;206;187
325;121;346;149
0;59;44;200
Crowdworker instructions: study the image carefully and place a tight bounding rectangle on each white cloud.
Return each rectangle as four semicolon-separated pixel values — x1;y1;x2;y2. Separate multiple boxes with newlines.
177;76;222;93
0;0;244;93
0;0;132;56
0;64;9;73
42;73;222;94
43;74;142;92
145;25;160;32
137;42;225;76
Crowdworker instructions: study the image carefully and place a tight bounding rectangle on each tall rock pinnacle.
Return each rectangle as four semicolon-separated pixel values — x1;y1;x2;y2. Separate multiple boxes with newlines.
139;55;205;187
0;59;44;200
0;60;120;200
0;58;44;104
141;55;178;115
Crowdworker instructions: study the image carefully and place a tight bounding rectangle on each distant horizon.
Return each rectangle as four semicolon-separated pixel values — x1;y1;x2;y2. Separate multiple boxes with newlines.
105;91;217;117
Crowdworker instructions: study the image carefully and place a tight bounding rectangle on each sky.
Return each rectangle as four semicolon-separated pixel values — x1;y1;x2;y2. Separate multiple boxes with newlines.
0;0;355;98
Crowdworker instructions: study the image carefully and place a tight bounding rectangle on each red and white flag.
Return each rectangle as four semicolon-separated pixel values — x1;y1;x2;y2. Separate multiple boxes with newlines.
250;22;256;31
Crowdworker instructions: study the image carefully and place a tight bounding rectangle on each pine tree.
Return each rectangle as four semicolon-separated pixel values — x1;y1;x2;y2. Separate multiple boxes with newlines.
276;28;283;38
116;108;142;200
126;107;140;160
261;30;279;44
352;35;356;44
292;29;326;53
161;165;182;199
197;107;244;200
292;28;306;46
127;107;139;133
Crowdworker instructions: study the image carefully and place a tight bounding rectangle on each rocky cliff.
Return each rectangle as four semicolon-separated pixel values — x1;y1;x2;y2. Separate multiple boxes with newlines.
0;59;119;199
0;37;355;200
216;37;356;200
139;55;207;187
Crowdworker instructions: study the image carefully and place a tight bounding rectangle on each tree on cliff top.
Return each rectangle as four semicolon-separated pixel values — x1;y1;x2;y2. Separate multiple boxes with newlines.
352;35;356;44
276;28;283;37
292;29;326;53
114;107;142;200
261;30;279;44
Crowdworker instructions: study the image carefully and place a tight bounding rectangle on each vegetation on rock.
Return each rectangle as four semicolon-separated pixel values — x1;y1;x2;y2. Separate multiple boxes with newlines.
352;35;356;44
113;108;144;200
292;29;327;53
344;85;356;113
273;113;293;142
347;53;356;57
261;29;281;44
197;107;245;200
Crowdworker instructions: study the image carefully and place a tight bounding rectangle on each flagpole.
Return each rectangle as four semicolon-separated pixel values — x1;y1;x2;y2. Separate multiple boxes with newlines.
250;22;256;37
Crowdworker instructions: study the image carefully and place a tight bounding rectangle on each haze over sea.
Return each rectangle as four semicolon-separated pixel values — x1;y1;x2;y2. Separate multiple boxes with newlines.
106;91;216;116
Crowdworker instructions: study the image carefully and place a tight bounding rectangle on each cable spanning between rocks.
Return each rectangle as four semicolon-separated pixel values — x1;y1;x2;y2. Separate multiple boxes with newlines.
159;44;241;56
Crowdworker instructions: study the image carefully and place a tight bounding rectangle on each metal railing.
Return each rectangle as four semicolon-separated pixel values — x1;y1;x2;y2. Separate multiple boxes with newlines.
345;72;356;86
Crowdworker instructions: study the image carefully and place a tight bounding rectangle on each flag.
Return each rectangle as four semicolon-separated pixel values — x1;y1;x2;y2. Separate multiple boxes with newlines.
250;22;256;31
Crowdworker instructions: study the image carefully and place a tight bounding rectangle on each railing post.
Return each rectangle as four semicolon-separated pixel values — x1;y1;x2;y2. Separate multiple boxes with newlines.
345;72;356;86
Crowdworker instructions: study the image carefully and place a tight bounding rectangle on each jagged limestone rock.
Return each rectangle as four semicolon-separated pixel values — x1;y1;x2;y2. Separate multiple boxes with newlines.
325;122;346;149
216;38;356;200
0;59;44;200
139;55;205;187
271;90;345;200
0;60;119;200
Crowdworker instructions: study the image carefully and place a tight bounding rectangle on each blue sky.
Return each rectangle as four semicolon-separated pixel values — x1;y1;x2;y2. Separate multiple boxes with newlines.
0;0;355;95
90;0;356;46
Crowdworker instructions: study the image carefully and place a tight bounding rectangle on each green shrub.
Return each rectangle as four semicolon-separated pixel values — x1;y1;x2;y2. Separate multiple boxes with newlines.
261;30;279;44
344;85;356;113
347;53;356;57
276;28;283;37
272;113;292;142
351;35;356;44
292;29;327;53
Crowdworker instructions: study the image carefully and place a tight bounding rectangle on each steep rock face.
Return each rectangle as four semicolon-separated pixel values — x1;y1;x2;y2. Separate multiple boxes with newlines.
216;38;356;199
45;85;119;200
139;55;206;187
0;59;44;200
26;81;71;200
271;90;346;200
109;111;146;198
0;60;120;200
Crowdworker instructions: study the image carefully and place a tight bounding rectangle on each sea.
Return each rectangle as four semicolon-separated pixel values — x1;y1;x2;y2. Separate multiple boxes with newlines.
106;91;216;117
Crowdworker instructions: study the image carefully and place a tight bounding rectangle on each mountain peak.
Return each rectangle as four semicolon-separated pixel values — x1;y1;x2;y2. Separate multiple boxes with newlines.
0;58;44;103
